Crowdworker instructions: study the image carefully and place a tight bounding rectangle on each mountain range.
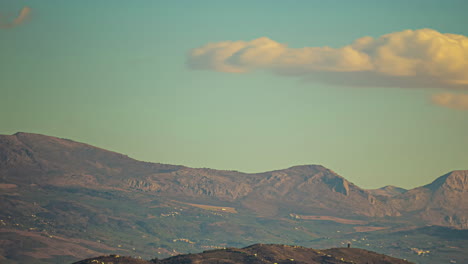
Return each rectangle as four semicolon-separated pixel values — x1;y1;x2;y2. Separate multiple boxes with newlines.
1;132;466;227
0;132;467;264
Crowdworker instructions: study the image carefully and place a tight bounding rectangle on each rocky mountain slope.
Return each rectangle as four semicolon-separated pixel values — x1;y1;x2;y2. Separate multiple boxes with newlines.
388;170;468;228
3;132;389;220
1;132;467;264
0;132;465;227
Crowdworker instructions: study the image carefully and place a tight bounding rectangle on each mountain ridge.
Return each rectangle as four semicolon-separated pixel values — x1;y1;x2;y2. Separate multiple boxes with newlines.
1;132;467;264
1;132;466;225
1;132;398;217
0;132;395;188
5;131;463;189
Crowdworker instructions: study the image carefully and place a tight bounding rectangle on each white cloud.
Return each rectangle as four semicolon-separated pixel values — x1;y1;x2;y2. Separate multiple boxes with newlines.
187;29;468;89
0;7;32;29
432;93;468;110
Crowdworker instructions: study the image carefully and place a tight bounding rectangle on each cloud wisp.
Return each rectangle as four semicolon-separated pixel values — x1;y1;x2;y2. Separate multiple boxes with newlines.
187;29;468;90
432;93;468;110
0;7;32;29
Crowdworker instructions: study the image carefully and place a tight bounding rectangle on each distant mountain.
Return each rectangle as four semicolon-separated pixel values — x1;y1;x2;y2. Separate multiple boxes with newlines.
73;244;414;264
1;132;465;226
236;165;399;217
0;132;396;218
1;132;466;226
368;185;407;198
0;132;182;187
1;132;467;264
388;170;468;228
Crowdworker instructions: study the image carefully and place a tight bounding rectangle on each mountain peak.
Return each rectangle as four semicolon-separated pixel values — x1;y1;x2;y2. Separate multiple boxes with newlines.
368;185;407;197
287;164;327;170
380;185;407;193
425;170;468;191
447;170;468;178
283;164;337;176
13;132;49;138
276;165;351;196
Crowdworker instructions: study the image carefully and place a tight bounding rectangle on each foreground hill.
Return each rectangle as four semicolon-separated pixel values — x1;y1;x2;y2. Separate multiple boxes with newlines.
1;132;467;264
73;244;414;264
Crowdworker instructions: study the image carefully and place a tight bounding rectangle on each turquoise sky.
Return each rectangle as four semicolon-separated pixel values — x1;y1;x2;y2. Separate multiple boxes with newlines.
1;0;467;189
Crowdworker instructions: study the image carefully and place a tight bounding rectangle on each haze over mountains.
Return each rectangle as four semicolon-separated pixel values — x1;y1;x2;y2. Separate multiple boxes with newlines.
1;132;467;264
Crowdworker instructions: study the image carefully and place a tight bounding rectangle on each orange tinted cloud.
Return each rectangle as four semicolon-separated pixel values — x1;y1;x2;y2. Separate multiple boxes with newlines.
0;7;32;29
188;29;468;89
432;93;468;110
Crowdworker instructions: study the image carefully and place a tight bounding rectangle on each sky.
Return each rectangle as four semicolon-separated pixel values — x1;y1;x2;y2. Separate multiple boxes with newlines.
1;0;467;189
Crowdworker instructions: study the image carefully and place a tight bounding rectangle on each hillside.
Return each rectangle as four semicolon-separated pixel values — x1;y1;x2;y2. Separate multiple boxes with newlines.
388;170;468;228
0;133;379;221
1;132;392;218
2;132;466;227
1;132;467;264
73;244;414;264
